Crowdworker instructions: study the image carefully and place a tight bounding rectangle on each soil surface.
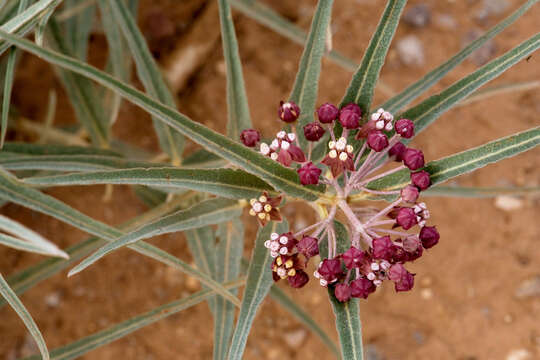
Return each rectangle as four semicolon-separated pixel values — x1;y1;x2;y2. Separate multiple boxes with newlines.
1;0;539;359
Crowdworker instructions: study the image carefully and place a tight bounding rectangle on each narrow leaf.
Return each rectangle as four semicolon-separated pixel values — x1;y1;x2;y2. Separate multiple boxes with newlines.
218;0;252;139
22;278;245;360
214;219;244;360
367;127;540;192
0;168;241;307
0;30;327;201
457;80;540;107
0;233;67;258
1;142;120;157
381;0;539;113
227;220;288;359
25;167;277;199
290;0;334;149
108;0;184;164
0;214;68;258
68;198;243;277
402;33;540;137
0;273;50;360
340;0;407;113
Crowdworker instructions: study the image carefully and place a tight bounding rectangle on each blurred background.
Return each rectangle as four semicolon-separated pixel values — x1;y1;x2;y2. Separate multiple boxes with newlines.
0;0;539;359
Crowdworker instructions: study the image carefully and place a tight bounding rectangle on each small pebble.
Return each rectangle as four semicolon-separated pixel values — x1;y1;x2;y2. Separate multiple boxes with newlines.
503;314;514;323
403;4;431;28
420;288;433;300
495;195;524;211
396;35;425;67
463;30;497;66
44;291;61;308
515;276;540;299
284;328;307;348
364;344;384;360
506;349;533;360
435;14;457;30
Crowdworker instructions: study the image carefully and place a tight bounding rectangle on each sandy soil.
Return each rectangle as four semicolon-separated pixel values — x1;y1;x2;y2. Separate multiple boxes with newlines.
1;0;539;359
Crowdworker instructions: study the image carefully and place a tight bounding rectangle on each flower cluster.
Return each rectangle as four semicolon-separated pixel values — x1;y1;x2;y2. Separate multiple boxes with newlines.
240;100;440;301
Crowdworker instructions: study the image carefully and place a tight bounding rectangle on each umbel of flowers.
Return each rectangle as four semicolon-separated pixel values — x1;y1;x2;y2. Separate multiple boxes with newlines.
240;100;440;302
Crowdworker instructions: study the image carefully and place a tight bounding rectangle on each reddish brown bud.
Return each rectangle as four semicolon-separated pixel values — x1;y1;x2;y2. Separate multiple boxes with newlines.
388;142;407;161
367;130;389;152
297;235;319;259
403;148;425;170
318;258;343;282
341;103;362;117
342;247;368;269
339;110;360;129
240;129;260;147
401;184;419;203
395;118;415;138
303;122;326;141
350;278;376;299
334;283;352;302
278;101;300;123
297;162;322;185
419;226;440;249
288;269;309;288
396;207;418;230
411;170;431;190
372;236;394;261
317;103;339;123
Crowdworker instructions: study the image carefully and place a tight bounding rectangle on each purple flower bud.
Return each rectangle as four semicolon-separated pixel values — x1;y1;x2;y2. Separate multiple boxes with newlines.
318;258;342;282
339;110;360;129
388;142;407;162
406;244;423;262
303;122;326;141
342;247;368;269
278;101;300;123
401;184;419;203
372;236;394;261
403;237;421;253
296;235;319;259
403;148;425;170
297;162;322;185
419;226;440;249
288;270;309;288
411;170;431;190
287;144;306;163
367;130;389;152
350;278;376;299
317;103;339;124
341;103;362;117
388;264;415;292
240;129;260;147
395;118;415;138
396;207;418;230
334;283;352;302
395;272;414;292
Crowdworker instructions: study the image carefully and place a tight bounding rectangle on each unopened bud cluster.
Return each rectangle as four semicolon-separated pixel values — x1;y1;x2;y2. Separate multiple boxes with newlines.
240;100;440;298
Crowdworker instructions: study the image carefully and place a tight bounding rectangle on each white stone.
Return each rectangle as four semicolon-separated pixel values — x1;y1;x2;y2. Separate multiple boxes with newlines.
495;196;524;211
505;349;533;360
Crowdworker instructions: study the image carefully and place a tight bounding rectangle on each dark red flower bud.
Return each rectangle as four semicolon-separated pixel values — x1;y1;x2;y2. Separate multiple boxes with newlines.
317;103;339;124
288;269;309;288
341;103;362;117
303;122;326;141
401;184;419;203
350;278;376;299
406;244;423;262
388;142;407;162
367;130;389;152
389;264;415;292
403;148;425;170
297;235;319;259
372;236;394;261
278;101;300;123
342;247;368;269
411;170;431;190
419;226;440;249
403;237;421;253
287;144;306;163
339;110;360;129
318;258;343;282
334;283;352;302
240;129;260;147
396;207;418;230
297;162;322;185
395;118;415;138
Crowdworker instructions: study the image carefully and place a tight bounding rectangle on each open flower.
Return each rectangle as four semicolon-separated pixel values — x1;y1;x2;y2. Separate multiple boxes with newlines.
321;137;354;177
248;192;282;226
259;131;305;167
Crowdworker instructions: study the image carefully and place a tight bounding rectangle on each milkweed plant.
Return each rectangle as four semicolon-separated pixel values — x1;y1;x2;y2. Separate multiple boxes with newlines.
0;0;539;359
